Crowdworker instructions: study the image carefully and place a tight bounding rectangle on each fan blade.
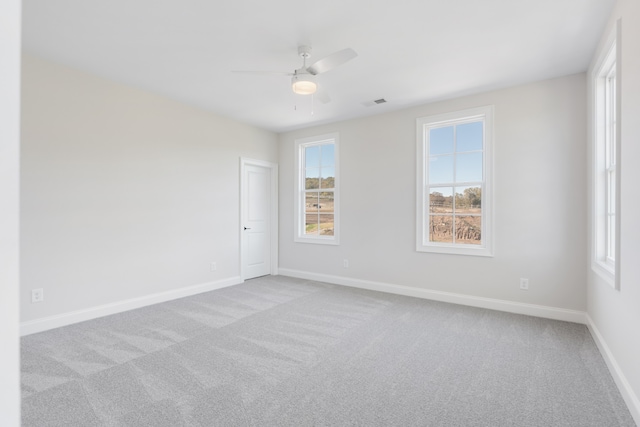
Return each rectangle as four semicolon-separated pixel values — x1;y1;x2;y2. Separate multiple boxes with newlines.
315;89;331;104
307;48;357;75
232;70;292;76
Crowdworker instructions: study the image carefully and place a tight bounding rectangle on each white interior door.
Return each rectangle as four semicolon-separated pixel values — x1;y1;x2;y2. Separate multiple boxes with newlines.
241;160;275;279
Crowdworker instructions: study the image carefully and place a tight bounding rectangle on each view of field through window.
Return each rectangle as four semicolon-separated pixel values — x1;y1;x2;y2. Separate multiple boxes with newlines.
429;187;482;244
304;143;335;236
427;120;483;245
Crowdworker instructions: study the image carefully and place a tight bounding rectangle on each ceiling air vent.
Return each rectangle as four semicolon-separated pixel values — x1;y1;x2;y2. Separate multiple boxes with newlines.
361;98;388;107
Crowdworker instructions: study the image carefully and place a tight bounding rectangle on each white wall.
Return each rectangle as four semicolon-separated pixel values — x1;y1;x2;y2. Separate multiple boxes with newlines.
21;54;278;325
279;74;587;313
0;1;21;425
587;0;640;422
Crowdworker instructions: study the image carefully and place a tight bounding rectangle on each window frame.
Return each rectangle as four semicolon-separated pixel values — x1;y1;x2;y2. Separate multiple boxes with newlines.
416;105;494;257
592;26;621;289
294;133;340;245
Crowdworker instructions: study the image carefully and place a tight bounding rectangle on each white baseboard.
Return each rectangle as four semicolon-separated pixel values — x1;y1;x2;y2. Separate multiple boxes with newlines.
278;268;587;324
20;276;244;336
586;315;640;425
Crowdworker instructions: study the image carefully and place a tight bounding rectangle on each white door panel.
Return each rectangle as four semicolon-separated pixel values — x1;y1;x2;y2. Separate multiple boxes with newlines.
241;161;273;279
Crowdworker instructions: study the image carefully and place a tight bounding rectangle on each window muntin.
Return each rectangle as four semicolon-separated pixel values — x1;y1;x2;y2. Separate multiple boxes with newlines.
417;106;493;256
295;134;339;244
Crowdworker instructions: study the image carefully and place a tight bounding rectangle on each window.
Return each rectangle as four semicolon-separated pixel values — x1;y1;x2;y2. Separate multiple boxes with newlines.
416;106;493;256
592;31;619;288
294;133;339;244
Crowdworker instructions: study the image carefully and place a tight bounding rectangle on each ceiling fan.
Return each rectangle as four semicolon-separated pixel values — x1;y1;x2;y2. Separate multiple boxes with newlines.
233;46;357;101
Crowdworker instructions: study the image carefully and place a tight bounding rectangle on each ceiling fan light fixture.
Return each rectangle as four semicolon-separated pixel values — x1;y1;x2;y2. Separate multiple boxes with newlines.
291;74;317;95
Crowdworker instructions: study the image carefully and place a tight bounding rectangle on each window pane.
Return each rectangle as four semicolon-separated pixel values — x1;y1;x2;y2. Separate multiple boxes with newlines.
607;169;615;260
305;213;319;235
305;168;320;189
429;126;454;155
607;170;616;214
429;155;454;184
455;216;482;245
455;152;483;183
305;193;319;213
321;144;334;167
429;215;453;243
319;214;334;236
607;214;615;260
305;146;320;168
606;72;616;157
611;129;616;165
320;176;335;189
429;187;453;213
456;121;483;152
319;191;334;213
454;186;482;214
320;167;335;189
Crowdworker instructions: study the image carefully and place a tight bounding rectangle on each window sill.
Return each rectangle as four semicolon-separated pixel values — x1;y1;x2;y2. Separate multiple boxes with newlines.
591;261;616;288
417;244;493;257
294;236;340;246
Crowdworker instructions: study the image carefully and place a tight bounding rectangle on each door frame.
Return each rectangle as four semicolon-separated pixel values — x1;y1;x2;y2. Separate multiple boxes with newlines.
0;0;22;424
240;157;278;280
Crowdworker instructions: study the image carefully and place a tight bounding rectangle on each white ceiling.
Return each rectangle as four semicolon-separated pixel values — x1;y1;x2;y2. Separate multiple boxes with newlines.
23;0;615;133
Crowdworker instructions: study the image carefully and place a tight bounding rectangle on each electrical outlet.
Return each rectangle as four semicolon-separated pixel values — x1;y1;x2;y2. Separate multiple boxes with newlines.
343;259;349;268
32;288;44;303
520;278;529;290
210;262;217;272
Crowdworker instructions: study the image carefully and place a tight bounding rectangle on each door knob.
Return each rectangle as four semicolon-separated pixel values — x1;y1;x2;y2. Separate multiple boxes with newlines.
244;226;251;230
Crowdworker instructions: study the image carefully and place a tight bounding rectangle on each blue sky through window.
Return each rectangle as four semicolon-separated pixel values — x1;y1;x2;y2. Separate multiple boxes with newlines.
305;146;319;168
305;144;335;178
456;122;483;152
429;121;483;185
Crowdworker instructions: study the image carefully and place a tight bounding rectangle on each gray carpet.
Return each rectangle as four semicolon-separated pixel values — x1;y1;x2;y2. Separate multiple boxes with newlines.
21;275;636;426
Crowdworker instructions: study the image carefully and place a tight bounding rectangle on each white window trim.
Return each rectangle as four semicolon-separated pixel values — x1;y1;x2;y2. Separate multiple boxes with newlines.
591;23;621;289
294;133;340;245
416;105;494;257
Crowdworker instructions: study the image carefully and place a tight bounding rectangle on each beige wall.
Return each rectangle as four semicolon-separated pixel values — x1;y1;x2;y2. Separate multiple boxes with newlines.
279;73;587;311
20;54;278;323
587;0;640;422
